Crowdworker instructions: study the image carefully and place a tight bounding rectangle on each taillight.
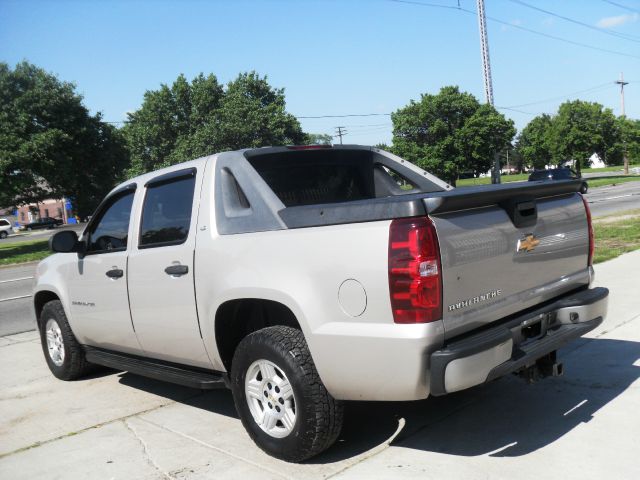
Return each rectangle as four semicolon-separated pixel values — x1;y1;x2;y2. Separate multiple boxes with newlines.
388;216;442;323
581;194;594;266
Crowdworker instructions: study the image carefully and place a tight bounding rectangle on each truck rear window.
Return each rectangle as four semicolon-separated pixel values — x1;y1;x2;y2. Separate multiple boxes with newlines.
246;149;439;207
247;150;375;207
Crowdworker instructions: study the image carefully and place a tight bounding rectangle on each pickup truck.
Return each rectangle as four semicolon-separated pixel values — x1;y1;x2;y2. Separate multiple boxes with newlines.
34;145;608;462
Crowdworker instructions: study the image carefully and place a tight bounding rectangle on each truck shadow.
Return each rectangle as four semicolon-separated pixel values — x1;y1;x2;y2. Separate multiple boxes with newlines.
316;337;639;463
112;337;638;464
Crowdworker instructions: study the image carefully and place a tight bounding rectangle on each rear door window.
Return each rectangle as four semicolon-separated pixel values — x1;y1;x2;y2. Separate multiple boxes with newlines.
139;173;196;248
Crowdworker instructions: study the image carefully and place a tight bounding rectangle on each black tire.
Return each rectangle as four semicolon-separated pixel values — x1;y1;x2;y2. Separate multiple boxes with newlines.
27;226;32;231
581;183;588;194
39;300;92;380
0;231;7;239
231;326;343;462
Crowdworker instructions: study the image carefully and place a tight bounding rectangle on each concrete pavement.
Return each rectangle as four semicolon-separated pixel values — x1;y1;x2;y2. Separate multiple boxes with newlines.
0;250;639;479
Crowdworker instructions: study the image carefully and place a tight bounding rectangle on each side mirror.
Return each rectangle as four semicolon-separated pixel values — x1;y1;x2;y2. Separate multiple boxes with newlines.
49;230;83;253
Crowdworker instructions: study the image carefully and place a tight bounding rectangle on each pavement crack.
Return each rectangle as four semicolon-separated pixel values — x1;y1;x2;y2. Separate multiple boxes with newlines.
324;417;405;480
136;417;292;480
123;419;174;480
0;400;188;460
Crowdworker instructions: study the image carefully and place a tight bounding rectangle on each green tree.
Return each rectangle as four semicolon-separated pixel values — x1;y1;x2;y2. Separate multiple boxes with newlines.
617;116;640;165
390;86;515;185
516;114;553;170
550;100;619;173
304;133;333;145
0;62;129;217
124;72;305;176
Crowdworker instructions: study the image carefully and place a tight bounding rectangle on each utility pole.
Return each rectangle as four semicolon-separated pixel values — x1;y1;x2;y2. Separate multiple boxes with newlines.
335;126;347;145
476;0;500;184
615;72;629;175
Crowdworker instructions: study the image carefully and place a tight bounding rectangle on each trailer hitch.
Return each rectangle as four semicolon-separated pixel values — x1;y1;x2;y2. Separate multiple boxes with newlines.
517;351;563;384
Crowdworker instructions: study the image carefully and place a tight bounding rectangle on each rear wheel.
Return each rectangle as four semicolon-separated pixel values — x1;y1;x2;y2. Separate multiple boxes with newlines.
230;326;343;462
39;300;92;380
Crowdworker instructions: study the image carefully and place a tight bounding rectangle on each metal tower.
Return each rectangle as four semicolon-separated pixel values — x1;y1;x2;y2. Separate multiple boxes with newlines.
476;0;494;106
476;0;500;183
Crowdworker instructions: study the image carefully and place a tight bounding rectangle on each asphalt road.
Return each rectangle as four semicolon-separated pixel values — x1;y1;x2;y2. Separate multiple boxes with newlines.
0;264;37;336
1;223;86;244
0;183;637;337
585;181;640;217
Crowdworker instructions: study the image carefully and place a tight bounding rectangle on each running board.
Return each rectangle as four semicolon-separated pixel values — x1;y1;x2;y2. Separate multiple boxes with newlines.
84;347;228;390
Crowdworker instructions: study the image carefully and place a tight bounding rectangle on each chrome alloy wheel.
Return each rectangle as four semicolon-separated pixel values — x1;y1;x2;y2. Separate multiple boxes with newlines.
244;359;296;438
45;318;65;367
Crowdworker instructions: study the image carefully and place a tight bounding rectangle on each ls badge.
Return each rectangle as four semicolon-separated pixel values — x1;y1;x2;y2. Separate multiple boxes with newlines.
517;234;540;253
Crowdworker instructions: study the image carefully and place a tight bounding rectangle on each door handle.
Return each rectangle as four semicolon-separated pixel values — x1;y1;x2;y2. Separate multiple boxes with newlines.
164;265;189;276
106;268;124;279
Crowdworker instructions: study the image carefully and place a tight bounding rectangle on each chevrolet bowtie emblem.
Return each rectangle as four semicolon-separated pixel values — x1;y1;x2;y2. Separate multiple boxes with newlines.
517;234;540;253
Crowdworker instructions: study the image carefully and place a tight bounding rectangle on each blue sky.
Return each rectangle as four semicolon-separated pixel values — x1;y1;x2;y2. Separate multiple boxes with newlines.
1;0;639;146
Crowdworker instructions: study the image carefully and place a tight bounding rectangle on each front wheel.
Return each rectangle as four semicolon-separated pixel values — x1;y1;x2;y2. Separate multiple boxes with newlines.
231;326;343;462
0;231;7;239
39;300;92;380
581;183;588;194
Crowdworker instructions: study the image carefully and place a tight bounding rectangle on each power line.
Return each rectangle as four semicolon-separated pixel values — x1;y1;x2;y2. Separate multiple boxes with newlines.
500;82;616;109
496;106;540;116
601;0;640;15
389;0;462;12
104;80;622;126
389;0;640;59
340;122;392;128
298;112;391;119
510;0;640;43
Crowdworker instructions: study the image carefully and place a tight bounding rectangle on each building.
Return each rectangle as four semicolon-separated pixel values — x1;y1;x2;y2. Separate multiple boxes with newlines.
10;198;74;226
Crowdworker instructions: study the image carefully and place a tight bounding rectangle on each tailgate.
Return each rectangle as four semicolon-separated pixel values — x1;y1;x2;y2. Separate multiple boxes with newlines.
426;181;590;339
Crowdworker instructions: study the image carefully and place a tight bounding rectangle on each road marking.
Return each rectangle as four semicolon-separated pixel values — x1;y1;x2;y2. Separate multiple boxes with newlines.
0;294;32;303
564;399;588;416
0;276;34;284
603;194;632;201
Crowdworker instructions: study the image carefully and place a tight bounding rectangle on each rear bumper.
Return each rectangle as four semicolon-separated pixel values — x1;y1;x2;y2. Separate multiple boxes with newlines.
430;286;608;396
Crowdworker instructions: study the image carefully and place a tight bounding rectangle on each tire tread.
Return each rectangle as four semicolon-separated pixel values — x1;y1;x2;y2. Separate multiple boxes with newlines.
40;300;92;380
232;325;343;462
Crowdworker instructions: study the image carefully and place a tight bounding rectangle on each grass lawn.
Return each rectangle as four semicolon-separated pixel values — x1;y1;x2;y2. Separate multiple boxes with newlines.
583;164;640;173
586;176;640;188
457;174;528;186
0;239;50;266
457;174;640;188
593;210;640;264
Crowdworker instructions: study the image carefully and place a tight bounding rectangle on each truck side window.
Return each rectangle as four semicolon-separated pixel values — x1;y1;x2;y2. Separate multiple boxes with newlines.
139;175;196;248
86;191;135;253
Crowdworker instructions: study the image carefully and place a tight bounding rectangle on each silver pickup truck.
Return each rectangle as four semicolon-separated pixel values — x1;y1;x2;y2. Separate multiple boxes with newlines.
34;145;608;462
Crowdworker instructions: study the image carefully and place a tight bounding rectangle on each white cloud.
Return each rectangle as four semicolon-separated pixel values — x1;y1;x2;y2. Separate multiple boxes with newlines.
596;13;638;28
